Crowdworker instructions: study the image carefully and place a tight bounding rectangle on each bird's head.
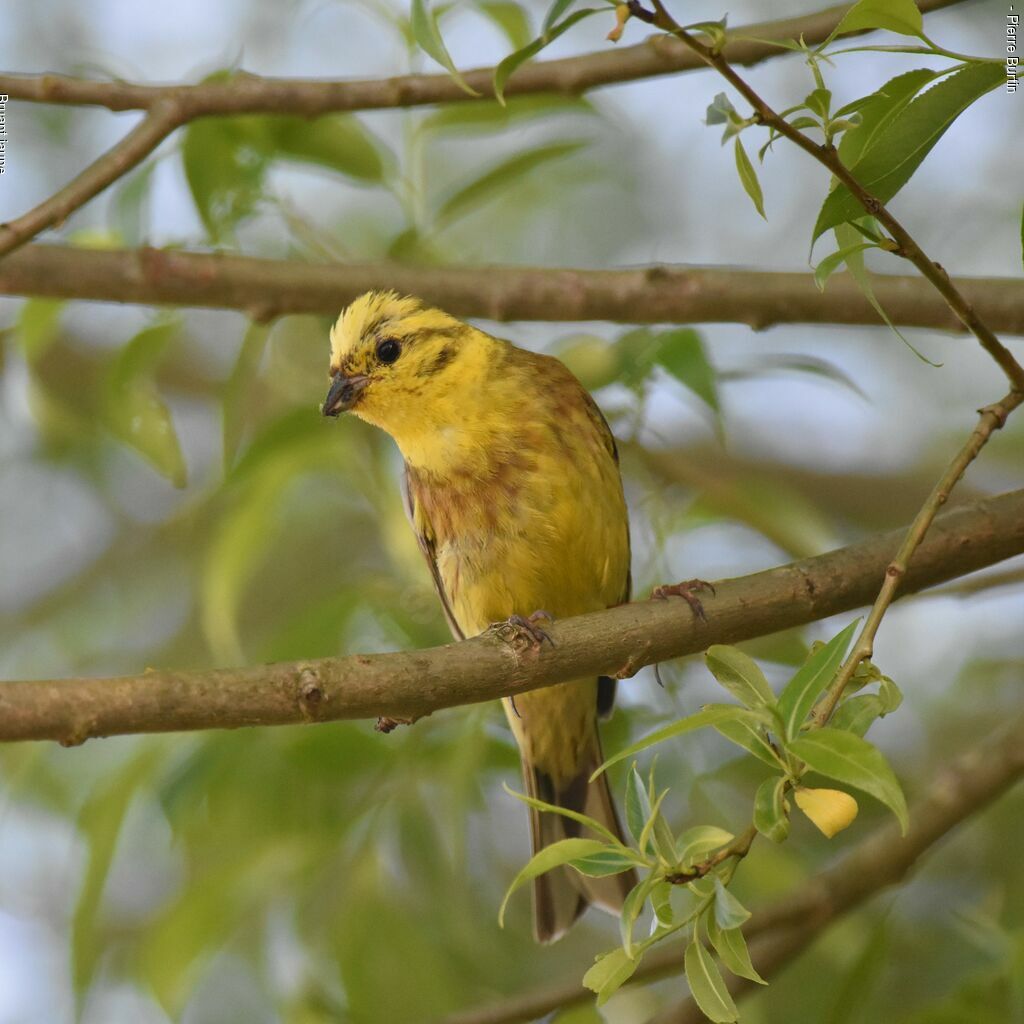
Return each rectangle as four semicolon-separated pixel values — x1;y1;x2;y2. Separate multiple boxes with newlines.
323;291;479;436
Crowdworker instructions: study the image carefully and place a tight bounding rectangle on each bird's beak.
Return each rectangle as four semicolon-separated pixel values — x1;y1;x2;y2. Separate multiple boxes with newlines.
323;374;369;417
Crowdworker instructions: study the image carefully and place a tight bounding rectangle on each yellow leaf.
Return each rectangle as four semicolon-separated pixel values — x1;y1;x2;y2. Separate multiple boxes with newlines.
607;4;630;42
795;787;858;838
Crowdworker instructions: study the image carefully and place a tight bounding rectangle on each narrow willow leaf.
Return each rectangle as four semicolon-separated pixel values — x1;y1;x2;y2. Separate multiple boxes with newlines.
222;322;270;470
814;61;1004;241
493;8;600;103
411;0;480;95
594;705;748;777
16;298;64;363
707;915;766;984
838;68;943;167
705;645;775;708
571;849;641;876
583;947;639;1005
654;328;720;418
437;140;586;225
104;321;187;487
499;838;610;925
714;711;781;768
734;137;766;219
541;0;575;38
651;880;674;926
825;0;924;44
753;775;790;843
620;874;656;956
813;241;878;291
777;620;859;741
503;783;619;844
831;693;887;737
625;763;653;847
833;222;940;365
677;825;734;868
713;877;751;930
789;727;909;834
805;87;832;119
269;114;388;182
478;0;532;48
685;936;739;1023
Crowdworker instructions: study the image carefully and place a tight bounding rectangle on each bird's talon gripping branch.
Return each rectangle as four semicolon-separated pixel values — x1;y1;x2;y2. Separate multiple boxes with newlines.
375;715;414;733
651;579;716;622
495;611;555;650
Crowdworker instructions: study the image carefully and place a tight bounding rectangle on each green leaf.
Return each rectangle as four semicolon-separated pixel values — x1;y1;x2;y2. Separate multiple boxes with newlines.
16;298;65;363
676;825;734;868
826;0;924;43
222;322;271;471
493;8;601;103
421;94;594;134
541;0;576;38
685;935;739;1023
813;241;878;291
499;837;610;925
733;137;766;218
707;915;767;985
813;61;1005;241
570;849;639;876
831;693;887;737
714;711;781;768
713;877;751;930
619;874;656;956
437;140;586;226
805;87;832;120
103;321;187;487
182;114;269;242
410;0;480;95
753;775;790;843
583;947;639;1005
777;621;859;741
832;221;940;365
625;762;653;846
837;69;943;168
638;788;676;865
706;92;739;126
705;645;775;709
789;727;908;834
594;705;749;777
654;328;720;416
503;783;620;844
478;0;532;48
268;114;387;183
74;749;162;998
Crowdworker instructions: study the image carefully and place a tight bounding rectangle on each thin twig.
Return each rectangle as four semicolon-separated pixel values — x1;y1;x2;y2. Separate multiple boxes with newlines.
644;3;1024;392
812;389;1024;725
0;101;183;259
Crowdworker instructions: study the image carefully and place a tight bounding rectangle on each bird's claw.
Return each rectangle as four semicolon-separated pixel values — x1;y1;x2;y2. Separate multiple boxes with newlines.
651;579;716;622
494;610;555;649
375;715;413;733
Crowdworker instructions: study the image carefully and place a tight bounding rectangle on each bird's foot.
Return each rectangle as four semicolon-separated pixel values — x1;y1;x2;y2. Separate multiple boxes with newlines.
651;579;716;623
493;610;555;650
375;715;414;734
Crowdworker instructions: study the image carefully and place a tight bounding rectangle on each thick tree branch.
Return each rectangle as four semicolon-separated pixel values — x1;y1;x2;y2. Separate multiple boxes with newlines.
440;716;1024;1024
0;488;1021;746
3;244;1024;334
0;1;966;116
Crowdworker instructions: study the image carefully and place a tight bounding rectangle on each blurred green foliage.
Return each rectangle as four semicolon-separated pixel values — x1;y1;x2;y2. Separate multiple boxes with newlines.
0;0;1022;1021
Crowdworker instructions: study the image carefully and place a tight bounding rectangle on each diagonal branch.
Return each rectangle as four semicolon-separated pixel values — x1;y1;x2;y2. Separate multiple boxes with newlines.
0;102;183;260
0;488;1020;746
440;715;1024;1024
0;0;967;116
3;244;1024;335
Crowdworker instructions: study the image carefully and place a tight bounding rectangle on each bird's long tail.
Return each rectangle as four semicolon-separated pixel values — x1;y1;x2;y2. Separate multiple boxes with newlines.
523;731;638;943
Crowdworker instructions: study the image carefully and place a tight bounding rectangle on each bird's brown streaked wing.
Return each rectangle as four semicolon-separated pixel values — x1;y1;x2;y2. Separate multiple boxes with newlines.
402;463;465;641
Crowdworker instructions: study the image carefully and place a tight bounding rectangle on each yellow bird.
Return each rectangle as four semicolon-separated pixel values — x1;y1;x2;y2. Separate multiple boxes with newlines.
323;291;636;942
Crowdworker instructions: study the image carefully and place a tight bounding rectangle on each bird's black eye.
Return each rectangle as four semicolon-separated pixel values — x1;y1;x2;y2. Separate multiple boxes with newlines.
376;338;401;365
